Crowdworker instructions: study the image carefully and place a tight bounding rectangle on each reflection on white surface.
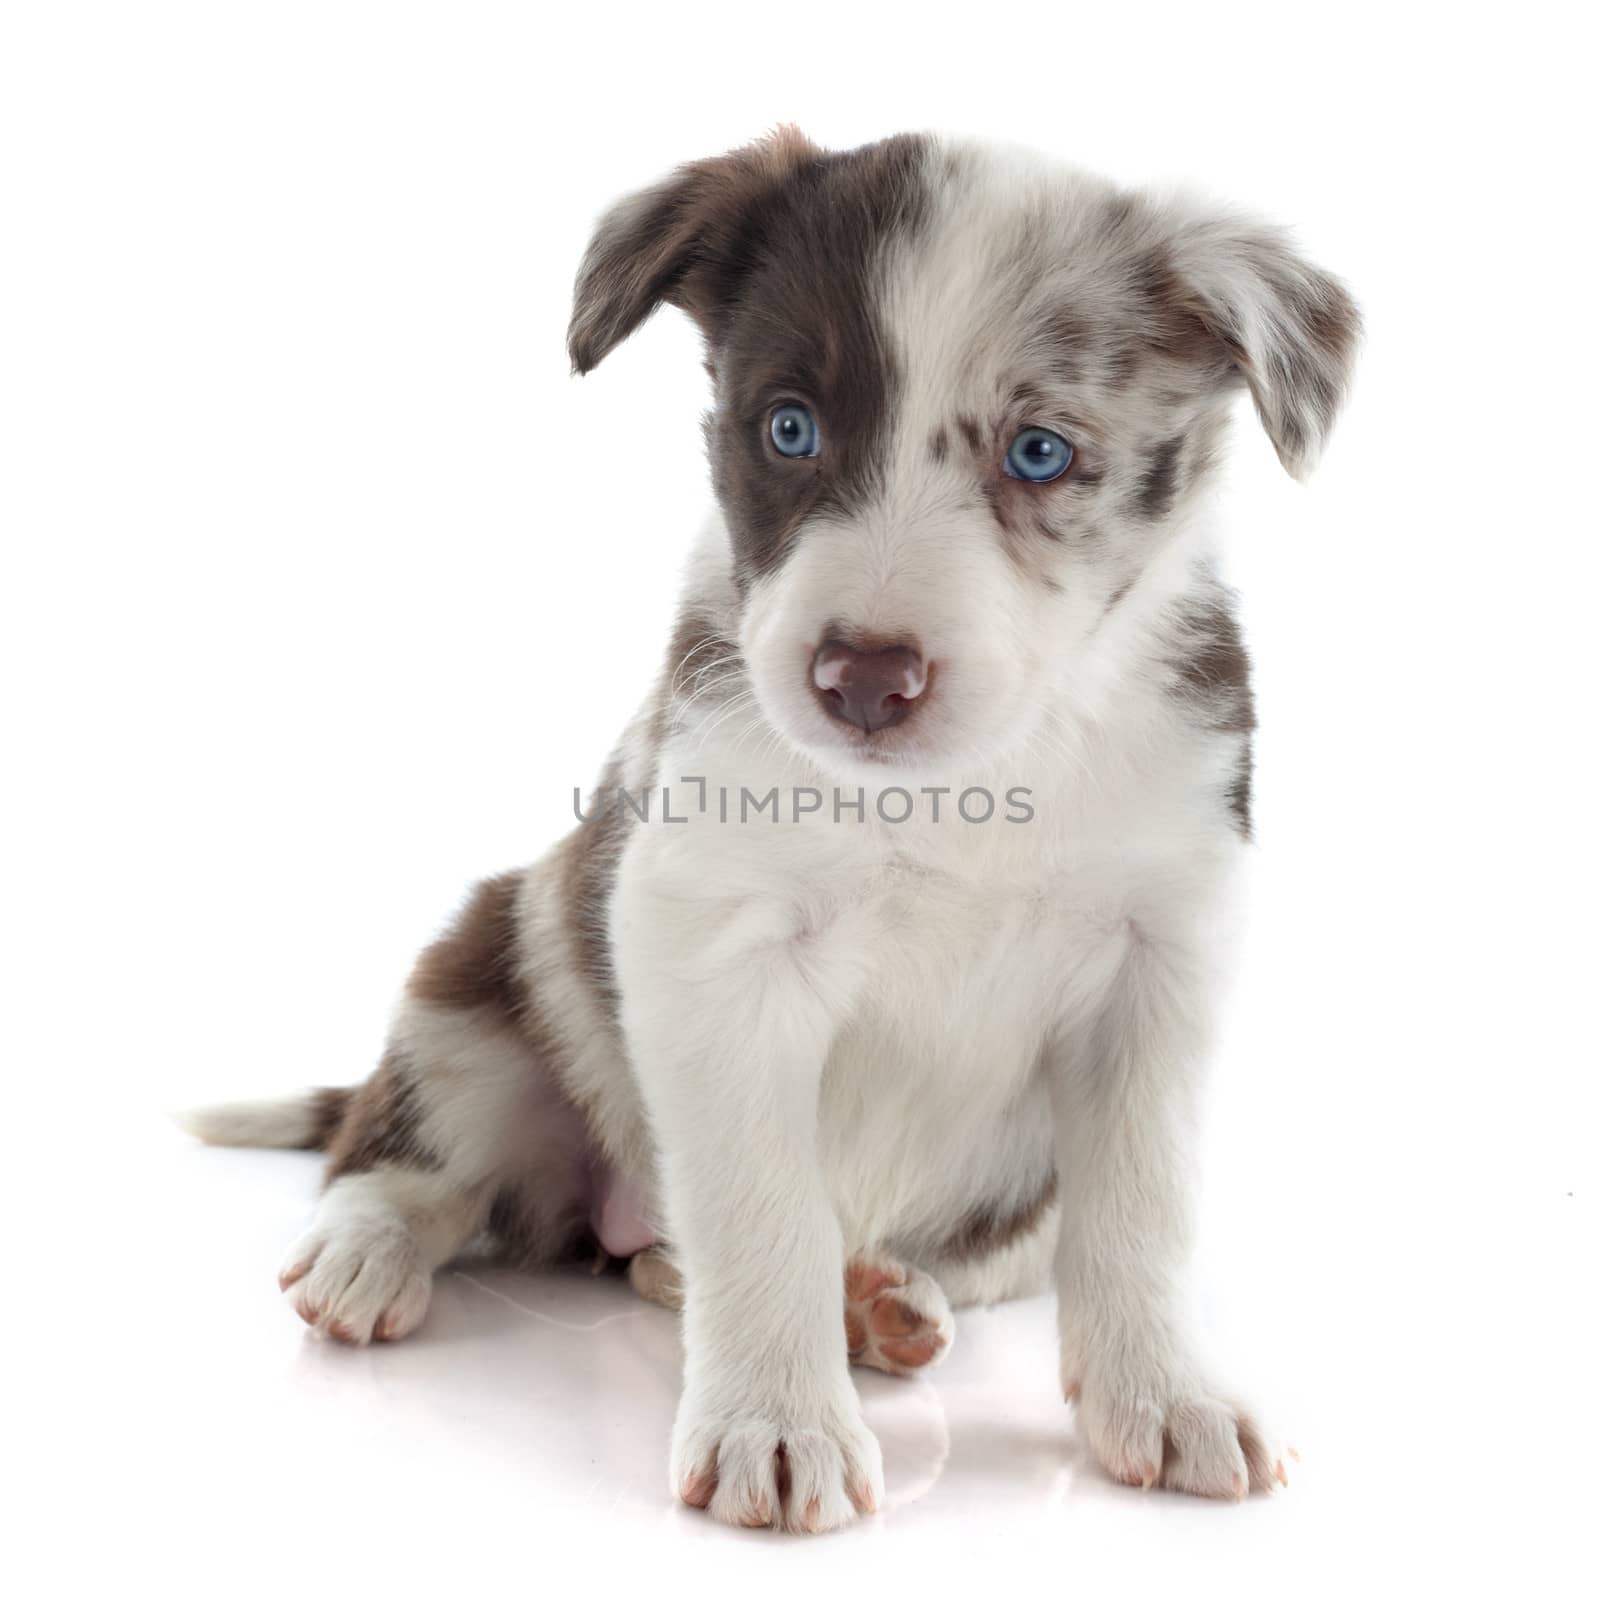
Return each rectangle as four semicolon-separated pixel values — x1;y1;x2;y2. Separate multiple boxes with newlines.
411;1262;960;1519
16;1117;1590;1597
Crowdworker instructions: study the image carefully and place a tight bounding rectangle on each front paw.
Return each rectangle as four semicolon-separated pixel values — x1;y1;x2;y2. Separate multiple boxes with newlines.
1070;1362;1288;1499
671;1384;884;1533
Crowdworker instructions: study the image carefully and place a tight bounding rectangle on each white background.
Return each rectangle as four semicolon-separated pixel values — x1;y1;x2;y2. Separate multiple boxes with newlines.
3;3;1594;1595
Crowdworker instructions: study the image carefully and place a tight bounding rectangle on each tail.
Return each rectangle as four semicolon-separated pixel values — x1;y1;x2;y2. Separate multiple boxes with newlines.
177;1087;353;1152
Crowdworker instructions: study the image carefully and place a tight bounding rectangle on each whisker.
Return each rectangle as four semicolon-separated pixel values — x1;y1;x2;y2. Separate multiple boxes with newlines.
671;671;747;723
668;634;736;695
689;692;761;754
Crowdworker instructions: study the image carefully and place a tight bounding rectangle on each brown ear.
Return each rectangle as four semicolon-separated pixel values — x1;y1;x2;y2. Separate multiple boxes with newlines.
1168;210;1362;479
567;126;822;375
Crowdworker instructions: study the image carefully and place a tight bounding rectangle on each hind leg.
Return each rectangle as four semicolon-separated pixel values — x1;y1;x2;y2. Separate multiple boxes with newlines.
843;1253;954;1376
282;874;594;1344
628;1245;685;1310
280;1162;489;1343
627;1247;954;1376
279;1015;568;1344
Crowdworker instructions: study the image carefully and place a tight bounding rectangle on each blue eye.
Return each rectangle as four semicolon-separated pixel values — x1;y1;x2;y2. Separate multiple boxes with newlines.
769;404;820;459
1004;426;1074;482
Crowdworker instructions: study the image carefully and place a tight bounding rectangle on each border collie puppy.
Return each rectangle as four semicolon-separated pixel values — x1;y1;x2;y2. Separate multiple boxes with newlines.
187;129;1358;1532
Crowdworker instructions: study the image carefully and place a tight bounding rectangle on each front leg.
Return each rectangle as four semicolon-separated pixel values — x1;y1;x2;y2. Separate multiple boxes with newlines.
615;877;882;1533
1051;918;1288;1498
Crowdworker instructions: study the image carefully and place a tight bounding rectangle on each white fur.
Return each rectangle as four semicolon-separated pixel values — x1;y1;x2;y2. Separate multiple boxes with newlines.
280;1169;479;1344
188;133;1346;1527
610;148;1293;1526
176;1095;324;1149
613;519;1270;1517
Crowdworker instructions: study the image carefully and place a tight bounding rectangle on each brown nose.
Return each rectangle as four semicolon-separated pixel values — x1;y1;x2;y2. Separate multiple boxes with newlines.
812;639;927;735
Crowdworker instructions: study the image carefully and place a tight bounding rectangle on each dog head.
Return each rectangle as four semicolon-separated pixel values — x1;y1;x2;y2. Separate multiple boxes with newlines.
569;130;1359;783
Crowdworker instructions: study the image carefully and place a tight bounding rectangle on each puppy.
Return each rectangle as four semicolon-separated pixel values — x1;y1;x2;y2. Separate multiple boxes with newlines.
187;129;1358;1531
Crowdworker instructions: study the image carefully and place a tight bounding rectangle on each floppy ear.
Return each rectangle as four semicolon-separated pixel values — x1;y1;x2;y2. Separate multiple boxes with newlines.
1169;212;1361;479
567;126;821;375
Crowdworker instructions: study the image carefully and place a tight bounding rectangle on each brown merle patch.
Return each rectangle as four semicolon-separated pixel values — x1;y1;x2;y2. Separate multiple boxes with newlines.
568;125;823;376
1165;220;1361;474
403;865;583;1081
324;1048;442;1182
1225;747;1255;838
304;1086;353;1151
406;871;525;1013
1168;592;1257;835
561;586;739;1022
940;1168;1059;1262
568;128;934;585
1172;597;1254;736
560;596;730;1027
561;756;630;1019
1134;433;1188;522
705;135;933;583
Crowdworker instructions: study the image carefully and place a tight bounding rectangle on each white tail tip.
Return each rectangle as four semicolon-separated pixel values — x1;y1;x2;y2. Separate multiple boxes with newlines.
175;1093;330;1150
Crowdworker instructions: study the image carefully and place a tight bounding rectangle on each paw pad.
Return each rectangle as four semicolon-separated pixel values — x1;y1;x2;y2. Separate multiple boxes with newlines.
842;1254;953;1376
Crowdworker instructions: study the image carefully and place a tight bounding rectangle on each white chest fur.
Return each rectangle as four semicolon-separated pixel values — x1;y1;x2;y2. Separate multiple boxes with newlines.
609;679;1243;1258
